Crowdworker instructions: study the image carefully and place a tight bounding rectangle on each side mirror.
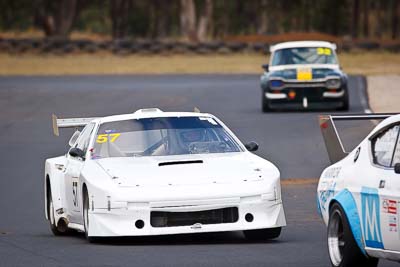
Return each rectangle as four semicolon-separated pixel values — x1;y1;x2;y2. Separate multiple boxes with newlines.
262;64;269;72
69;147;85;159
245;141;259;152
68;130;81;147
395;163;400;174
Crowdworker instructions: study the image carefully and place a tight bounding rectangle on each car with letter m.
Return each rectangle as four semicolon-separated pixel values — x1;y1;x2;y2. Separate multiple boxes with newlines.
317;114;400;267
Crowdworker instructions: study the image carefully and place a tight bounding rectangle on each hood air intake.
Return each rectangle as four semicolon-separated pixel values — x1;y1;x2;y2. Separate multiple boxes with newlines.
158;160;203;166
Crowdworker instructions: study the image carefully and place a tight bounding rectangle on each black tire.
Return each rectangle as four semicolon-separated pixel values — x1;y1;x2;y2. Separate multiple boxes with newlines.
47;188;68;236
83;190;97;243
244;227;281;241
262;94;272;112
338;90;349;111
328;203;378;267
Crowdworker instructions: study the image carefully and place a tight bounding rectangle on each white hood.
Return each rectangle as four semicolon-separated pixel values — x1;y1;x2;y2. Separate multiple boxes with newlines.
95;153;278;187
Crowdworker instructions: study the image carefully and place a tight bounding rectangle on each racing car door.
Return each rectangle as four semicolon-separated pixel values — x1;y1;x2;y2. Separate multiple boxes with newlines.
367;123;400;252
64;123;95;223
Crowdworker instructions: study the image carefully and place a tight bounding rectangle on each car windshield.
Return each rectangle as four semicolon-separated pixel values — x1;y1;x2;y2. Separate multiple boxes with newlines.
91;116;243;158
271;47;337;66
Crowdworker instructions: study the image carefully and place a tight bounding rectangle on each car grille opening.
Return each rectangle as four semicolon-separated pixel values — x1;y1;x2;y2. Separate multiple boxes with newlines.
150;207;239;228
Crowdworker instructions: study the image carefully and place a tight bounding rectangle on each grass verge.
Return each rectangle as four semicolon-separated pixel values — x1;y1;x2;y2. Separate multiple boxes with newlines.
1;52;400;76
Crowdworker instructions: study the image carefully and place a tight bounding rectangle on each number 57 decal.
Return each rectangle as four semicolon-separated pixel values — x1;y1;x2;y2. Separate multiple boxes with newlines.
96;133;121;143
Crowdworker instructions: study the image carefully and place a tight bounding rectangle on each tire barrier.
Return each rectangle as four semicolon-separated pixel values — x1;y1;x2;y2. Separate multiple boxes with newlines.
382;43;400;52
0;37;398;54
355;41;380;50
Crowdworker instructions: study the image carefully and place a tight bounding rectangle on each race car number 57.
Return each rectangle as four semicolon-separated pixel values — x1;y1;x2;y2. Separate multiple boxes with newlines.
96;133;120;143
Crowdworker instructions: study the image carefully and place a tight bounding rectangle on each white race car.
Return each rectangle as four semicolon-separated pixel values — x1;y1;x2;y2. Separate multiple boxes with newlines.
317;114;400;267
45;108;286;242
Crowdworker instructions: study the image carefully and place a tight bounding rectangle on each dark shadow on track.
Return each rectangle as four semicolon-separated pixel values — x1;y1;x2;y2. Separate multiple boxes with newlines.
46;230;282;246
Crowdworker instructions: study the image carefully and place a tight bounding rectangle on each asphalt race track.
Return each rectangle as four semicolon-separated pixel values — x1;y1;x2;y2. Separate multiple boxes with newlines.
0;75;396;267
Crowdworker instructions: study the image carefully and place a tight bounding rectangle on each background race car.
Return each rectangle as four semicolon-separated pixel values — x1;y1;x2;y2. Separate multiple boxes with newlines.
260;41;349;112
317;114;400;267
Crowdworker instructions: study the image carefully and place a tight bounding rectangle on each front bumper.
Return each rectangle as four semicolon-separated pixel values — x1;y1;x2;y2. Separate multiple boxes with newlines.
87;197;286;237
264;86;347;109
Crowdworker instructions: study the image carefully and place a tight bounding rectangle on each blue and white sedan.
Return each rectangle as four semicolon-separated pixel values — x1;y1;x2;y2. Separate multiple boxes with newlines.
317;114;400;267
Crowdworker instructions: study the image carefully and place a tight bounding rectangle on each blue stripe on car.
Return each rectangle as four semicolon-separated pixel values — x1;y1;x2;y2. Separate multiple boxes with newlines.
360;187;384;249
316;194;322;218
332;189;366;255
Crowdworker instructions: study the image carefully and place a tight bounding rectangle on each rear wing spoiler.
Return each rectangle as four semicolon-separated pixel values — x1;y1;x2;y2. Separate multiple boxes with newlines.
319;114;396;163
52;114;99;136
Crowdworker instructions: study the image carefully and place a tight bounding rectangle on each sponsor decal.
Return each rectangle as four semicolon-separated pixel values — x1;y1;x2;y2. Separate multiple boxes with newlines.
297;67;312;81
317;47;332;56
72;180;79;208
323;167;341;179
389;215;398;232
319;181;336;211
382;199;397;214
398;202;400;239
96;133;121;143
361;187;384;249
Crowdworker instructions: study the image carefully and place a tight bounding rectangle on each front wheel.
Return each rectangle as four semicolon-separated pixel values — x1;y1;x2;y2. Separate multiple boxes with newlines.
244;227;281;241
262;95;272;112
328;203;378;267
338;90;349;111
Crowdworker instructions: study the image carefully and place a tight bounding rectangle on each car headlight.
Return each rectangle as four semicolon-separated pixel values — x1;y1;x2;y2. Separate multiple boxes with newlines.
326;78;341;89
269;79;284;89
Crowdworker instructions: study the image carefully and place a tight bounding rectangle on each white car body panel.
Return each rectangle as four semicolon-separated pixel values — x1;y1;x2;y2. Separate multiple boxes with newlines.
270;41;337;52
317;114;400;262
45;109;286;237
